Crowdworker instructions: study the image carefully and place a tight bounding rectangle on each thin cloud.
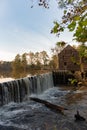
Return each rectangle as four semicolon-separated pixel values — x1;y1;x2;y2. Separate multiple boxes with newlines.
0;0;76;61
0;50;15;61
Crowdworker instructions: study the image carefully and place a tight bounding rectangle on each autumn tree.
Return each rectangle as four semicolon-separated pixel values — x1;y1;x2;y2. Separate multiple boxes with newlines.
77;43;87;73
40;51;49;69
51;41;67;69
49;55;58;69
11;54;23;78
21;53;27;72
56;41;67;53
34;52;42;69
12;54;22;71
28;51;35;68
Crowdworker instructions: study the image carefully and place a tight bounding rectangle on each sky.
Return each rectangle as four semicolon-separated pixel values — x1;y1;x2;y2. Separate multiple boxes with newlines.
0;0;75;61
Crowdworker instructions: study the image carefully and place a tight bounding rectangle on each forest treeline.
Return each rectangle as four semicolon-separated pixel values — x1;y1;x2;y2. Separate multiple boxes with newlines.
1;42;87;79
0;50;58;78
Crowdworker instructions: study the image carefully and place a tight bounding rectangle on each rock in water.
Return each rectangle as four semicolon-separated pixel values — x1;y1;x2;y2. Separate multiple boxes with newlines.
74;110;86;121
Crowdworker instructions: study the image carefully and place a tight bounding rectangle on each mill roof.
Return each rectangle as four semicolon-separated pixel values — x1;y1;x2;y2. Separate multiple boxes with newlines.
58;44;78;55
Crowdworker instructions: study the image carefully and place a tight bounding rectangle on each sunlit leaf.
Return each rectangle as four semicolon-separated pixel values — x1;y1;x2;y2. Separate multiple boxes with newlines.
74;16;80;21
68;21;76;31
64;10;67;14
52;27;58;33
82;19;87;26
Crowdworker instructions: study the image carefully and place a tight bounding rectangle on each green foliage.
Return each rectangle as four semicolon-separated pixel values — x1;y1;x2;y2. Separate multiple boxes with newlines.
52;21;59;34
33;0;87;43
70;56;77;64
51;0;87;43
68;21;76;31
73;16;80;21
56;41;66;47
76;43;87;73
77;43;87;57
74;26;87;43
68;78;77;86
82;18;87;26
51;22;64;35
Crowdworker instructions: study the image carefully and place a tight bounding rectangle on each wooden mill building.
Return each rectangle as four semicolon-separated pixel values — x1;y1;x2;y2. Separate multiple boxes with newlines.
58;45;80;72
53;44;87;85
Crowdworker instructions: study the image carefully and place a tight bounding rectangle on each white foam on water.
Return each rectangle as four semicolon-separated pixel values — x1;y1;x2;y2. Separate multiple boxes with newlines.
0;77;14;83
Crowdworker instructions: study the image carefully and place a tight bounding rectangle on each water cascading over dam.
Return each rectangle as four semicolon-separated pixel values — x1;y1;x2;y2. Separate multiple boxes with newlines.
0;72;54;106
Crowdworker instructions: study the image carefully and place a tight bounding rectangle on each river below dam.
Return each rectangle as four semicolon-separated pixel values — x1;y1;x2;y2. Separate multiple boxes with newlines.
0;86;87;130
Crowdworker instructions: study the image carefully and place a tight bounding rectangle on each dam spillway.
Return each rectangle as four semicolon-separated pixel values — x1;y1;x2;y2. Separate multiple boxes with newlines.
0;71;74;106
0;73;54;106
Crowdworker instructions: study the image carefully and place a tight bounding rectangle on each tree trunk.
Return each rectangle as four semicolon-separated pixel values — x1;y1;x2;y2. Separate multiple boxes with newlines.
80;57;84;73
30;97;68;114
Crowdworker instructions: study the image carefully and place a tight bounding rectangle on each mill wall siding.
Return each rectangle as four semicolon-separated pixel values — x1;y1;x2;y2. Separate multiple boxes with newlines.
58;45;80;71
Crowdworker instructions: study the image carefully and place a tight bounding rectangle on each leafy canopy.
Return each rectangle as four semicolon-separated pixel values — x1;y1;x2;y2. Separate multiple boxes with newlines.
51;0;87;43
34;0;87;43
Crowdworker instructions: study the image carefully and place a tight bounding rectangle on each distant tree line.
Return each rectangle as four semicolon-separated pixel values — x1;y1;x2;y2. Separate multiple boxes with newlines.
0;50;58;78
11;50;58;77
0;61;12;77
1;43;87;78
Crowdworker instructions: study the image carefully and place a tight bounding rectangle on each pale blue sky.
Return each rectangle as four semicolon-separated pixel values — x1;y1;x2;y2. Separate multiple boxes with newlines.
0;0;75;61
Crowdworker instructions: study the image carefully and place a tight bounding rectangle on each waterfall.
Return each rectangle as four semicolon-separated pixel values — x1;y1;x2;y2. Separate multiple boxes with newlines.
0;72;54;106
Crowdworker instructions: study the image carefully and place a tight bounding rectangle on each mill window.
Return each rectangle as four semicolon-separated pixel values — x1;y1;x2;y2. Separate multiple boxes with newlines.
64;62;67;66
